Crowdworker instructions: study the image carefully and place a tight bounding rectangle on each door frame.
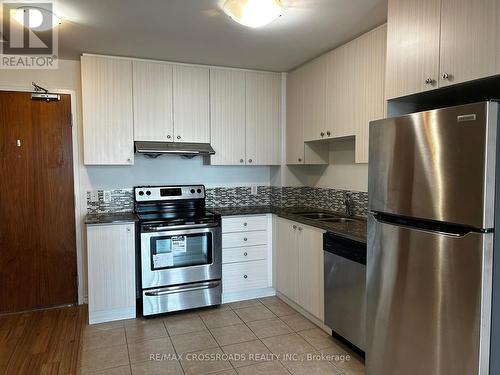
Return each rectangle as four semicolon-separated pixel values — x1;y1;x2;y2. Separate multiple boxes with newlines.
0;85;84;305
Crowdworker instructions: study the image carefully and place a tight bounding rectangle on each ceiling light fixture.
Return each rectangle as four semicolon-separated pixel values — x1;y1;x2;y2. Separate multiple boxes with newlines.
222;0;285;28
13;6;61;30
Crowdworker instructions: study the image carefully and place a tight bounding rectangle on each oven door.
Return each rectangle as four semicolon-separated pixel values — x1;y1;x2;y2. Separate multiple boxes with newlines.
140;223;222;289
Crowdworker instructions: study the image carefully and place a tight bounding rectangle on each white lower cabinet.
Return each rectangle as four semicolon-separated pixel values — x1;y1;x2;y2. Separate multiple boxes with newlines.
275;217;325;321
87;223;136;324
221;215;273;302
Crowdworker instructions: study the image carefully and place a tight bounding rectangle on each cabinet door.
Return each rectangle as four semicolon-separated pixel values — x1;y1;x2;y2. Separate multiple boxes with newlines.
352;25;387;163
439;0;500;87
210;69;246;165
385;0;441;99
275;219;299;302
173;65;210;143
285;68;305;164
82;55;134;165
87;223;136;323
245;72;281;165
298;224;325;321
133;61;173;141
302;55;328;142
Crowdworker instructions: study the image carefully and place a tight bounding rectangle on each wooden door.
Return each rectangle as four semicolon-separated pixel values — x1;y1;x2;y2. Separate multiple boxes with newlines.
133;60;174;142
245;72;281;165
0;91;77;313
275;219;299;302
81;55;134;165
173;65;210;143
298;224;325;321
209;69;246;165
439;0;500;87
385;0;441;99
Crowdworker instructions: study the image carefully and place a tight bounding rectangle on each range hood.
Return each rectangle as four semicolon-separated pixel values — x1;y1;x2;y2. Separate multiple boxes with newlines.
135;141;215;158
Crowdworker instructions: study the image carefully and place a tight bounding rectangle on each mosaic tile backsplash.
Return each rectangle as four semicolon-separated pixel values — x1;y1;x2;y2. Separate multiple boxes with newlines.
86;186;368;217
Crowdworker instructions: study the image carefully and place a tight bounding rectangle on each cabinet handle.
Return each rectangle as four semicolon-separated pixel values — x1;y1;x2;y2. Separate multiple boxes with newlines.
298;158;302;162
240;159;244;163
167;135;171;139
243;237;248;241
243;274;248;279
326;131;331;136
243;222;248;227
320;132;325;137
126;157;132;163
298;227;302;231
248;159;253;163
292;225;297;230
244;252;248;256
177;135;181;140
425;78;434;85
441;73;449;80
126;227;131;232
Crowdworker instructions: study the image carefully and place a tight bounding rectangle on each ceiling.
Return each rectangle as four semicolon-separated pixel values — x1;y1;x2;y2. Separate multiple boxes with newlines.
53;0;387;72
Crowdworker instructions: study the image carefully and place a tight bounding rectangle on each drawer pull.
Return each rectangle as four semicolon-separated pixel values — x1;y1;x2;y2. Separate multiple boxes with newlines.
243;237;248;241
243;222;248;226
243;274;248;279
244;252;248;256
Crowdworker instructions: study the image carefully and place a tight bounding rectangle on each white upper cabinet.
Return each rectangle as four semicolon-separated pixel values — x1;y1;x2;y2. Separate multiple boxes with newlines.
439;0;500;87
385;0;441;99
245;72;281;166
82;55;134;165
173;65;210;143
286;68;305;164
133;61;173;142
210;69;246;165
302;55;328;142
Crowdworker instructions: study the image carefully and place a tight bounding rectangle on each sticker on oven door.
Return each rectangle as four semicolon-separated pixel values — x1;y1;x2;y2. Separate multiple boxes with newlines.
172;236;187;253
153;252;173;268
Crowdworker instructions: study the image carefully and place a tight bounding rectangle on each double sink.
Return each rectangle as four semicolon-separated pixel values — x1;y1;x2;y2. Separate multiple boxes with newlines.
290;211;361;223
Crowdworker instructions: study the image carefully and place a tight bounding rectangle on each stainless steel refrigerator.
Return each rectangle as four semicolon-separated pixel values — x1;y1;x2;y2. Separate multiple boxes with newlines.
367;101;499;375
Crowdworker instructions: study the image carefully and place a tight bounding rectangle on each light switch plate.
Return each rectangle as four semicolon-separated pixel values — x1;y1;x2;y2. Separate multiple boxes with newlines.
251;186;258;195
89;191;99;203
103;190;112;203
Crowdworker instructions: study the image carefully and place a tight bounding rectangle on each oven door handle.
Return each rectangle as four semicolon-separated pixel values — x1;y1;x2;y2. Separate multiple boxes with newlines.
143;222;219;232
144;281;221;296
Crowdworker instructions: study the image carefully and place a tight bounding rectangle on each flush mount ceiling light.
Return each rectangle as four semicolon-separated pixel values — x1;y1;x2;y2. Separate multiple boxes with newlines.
13;6;61;30
222;0;285;28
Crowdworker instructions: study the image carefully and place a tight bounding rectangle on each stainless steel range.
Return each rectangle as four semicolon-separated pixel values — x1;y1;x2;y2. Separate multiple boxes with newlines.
135;185;222;316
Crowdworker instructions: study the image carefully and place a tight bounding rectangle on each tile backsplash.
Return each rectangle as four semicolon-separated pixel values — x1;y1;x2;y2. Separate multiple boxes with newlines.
86;186;368;217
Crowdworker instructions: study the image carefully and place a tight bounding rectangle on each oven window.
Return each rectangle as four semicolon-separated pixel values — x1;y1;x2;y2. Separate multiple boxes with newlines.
150;232;212;270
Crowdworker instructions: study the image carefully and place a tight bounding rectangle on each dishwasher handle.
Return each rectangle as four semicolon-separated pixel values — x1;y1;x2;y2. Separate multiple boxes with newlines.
323;233;367;265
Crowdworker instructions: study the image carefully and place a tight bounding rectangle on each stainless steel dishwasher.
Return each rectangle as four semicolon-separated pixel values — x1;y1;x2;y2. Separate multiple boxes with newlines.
324;233;366;351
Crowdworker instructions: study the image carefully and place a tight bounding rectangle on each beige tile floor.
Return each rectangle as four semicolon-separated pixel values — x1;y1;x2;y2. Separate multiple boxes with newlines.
79;296;365;375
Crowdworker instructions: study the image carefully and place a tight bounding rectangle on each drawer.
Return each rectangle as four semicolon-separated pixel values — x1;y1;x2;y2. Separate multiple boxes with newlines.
222;260;268;293
222;215;268;233
222;230;267;248
223;245;267;264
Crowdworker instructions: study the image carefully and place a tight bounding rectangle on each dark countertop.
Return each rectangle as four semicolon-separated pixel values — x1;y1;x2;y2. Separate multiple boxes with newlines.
208;206;367;243
85;212;138;225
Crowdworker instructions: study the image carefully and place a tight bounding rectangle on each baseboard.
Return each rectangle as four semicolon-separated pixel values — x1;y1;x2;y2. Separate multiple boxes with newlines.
222;287;276;304
89;306;136;325
276;291;332;335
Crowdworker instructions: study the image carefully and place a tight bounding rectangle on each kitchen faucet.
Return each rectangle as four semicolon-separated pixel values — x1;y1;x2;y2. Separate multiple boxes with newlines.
344;192;354;217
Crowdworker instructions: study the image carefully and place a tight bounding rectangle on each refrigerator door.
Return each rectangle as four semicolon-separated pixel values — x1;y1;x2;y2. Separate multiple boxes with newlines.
366;214;493;375
369;101;498;229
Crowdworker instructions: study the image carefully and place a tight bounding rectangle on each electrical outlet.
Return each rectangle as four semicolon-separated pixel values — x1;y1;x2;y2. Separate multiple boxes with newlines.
251;186;258;195
103;190;112;203
89;191;99;203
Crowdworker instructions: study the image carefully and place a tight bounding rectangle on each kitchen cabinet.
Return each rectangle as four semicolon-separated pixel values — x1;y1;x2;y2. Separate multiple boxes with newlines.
82;55;134;165
221;215;274;302
87;223;136;324
386;0;500;99
385;0;441;99
245;72;281;165
210;69;246;165
173;65;210;143
285;68;329;165
133;61;173;141
275;217;325;320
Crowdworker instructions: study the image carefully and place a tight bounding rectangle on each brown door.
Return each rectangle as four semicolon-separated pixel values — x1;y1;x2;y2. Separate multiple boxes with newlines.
0;91;77;313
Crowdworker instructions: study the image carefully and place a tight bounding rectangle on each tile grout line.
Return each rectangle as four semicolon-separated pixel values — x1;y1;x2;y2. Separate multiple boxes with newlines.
161;317;187;375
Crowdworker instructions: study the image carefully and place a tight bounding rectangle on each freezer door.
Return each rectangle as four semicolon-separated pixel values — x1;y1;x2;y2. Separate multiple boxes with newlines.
366;214;493;375
369;101;498;228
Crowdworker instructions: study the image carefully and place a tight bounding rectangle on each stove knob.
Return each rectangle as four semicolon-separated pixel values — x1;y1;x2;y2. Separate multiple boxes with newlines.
190;189;196;194
146;191;151;196
197;189;202;194
138;191;144;196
